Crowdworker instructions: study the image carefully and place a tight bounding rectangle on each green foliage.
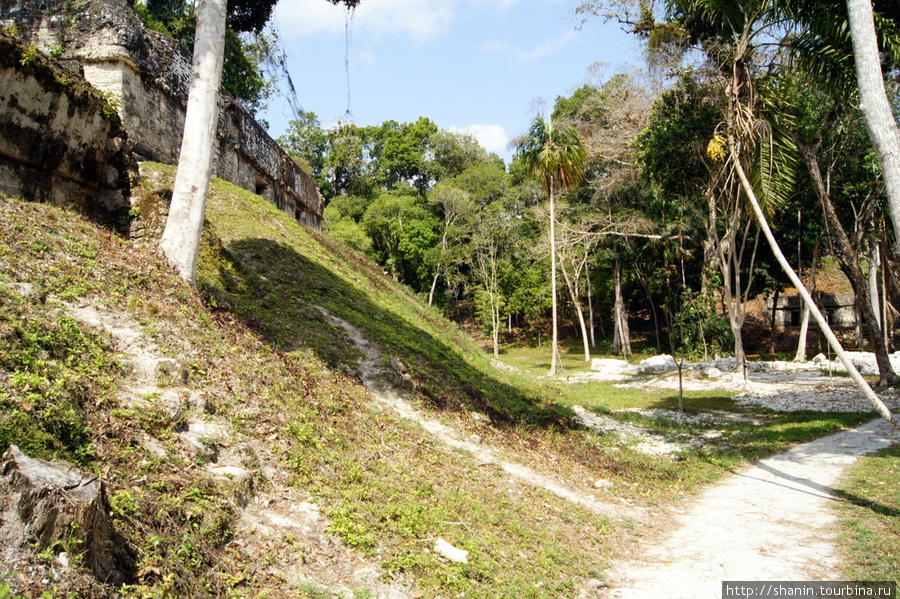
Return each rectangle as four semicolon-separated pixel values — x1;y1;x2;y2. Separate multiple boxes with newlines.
220;28;269;114
369;118;439;193
515;115;587;198
96;89;122;120
552;83;608;124
135;0;276;113
0;289;113;464
670;287;733;360
323;205;373;254
634;73;722;201
447;162;510;206
426;129;502;180
18;43;40;66
474;288;505;337
362;190;439;288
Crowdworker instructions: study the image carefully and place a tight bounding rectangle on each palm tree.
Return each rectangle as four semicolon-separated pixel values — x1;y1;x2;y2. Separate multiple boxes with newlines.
515;116;587;375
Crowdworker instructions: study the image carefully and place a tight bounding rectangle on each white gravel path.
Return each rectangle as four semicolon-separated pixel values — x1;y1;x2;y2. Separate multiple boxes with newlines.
603;419;899;598
316;333;900;596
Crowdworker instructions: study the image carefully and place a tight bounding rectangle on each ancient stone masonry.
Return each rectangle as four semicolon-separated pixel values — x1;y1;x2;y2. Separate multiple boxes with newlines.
0;29;135;232
1;0;324;227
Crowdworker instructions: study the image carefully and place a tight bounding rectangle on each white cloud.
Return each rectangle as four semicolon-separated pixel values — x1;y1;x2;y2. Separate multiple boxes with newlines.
276;0;468;43
276;0;524;44
482;29;579;61
358;50;378;66
517;30;578;60
451;124;511;155
275;0;346;36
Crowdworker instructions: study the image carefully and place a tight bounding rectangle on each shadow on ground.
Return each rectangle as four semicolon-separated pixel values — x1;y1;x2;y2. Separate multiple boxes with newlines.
202;236;572;428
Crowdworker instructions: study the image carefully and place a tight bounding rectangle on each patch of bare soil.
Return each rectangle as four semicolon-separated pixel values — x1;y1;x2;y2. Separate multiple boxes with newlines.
317;309;650;524
61;301;418;599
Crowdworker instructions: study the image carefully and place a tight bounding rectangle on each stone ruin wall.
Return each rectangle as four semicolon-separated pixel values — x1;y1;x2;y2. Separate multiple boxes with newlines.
0;28;134;232
0;0;323;228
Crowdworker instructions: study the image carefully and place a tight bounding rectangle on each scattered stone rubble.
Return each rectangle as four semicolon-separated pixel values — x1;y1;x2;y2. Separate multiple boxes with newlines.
565;353;900;456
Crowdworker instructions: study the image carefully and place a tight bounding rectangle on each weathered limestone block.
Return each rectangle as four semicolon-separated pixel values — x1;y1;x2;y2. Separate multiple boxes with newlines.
0;0;325;227
0;445;133;584
0;30;135;232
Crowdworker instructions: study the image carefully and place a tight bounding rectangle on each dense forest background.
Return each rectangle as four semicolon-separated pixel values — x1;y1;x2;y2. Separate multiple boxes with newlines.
140;0;900;369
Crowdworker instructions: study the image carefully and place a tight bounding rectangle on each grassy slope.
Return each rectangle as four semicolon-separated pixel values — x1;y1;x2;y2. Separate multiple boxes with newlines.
0;175;617;599
182;164;562;427
0;163;889;598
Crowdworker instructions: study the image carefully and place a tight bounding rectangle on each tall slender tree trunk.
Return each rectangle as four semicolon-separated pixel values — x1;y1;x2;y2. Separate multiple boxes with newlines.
612;258;631;356
869;243;881;328
731;142;899;430
798;140;899;387
847;0;900;255
769;288;780;355
560;260;591;362
428;227;449;306
159;0;227;283
549;184;561;375
428;264;440;307
492;293;500;358
719;242;747;372
586;260;596;348
794;239;821;362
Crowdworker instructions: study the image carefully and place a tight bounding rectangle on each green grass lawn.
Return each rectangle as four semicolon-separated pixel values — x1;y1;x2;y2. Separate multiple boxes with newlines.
834;443;900;581
495;344;877;495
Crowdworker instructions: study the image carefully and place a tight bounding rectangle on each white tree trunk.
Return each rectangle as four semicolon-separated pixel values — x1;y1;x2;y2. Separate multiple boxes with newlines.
869;243;881;328
159;0;227;283
586;260;596;347
847;0;900;254
794;240;820;362
490;290;501;358
549;186;561;375
428;266;440;307
732;144;899;430
560;259;591;362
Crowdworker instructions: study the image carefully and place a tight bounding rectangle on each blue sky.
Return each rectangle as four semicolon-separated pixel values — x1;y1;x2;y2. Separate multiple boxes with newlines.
263;0;644;163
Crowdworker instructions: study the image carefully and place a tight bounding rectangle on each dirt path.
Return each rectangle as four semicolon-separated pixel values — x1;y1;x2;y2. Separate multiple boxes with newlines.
317;308;647;524
602;419;898;598
319;309;900;594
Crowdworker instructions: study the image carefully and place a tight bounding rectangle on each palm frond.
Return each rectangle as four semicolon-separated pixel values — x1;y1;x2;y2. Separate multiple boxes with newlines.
748;114;799;217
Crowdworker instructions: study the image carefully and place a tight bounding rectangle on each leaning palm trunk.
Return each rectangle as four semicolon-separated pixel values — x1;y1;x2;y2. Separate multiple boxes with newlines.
847;0;900;255
731;142;899;430
159;0;227;283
